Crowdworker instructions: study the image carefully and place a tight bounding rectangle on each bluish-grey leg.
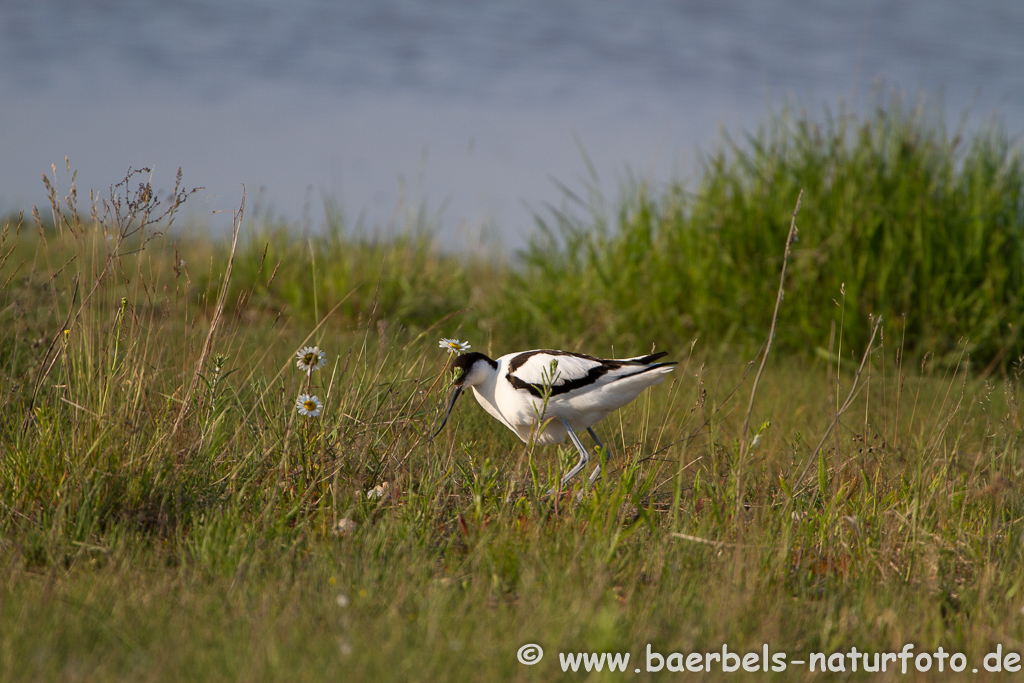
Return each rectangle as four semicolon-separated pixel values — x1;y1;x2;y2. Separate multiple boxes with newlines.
544;417;591;496
586;427;609;483
558;417;591;485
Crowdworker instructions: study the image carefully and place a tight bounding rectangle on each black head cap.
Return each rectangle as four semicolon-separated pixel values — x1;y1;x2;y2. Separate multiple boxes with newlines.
448;351;495;385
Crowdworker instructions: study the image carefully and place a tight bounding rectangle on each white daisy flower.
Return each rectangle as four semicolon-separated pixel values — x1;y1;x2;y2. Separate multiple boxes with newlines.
296;345;327;374
438;338;471;354
296;393;323;417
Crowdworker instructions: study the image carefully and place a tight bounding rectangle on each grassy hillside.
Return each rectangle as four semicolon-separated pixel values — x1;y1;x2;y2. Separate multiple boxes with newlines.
508;95;1024;367
2;100;1023;680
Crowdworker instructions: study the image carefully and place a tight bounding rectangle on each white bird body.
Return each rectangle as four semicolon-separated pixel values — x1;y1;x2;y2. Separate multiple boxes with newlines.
466;350;674;444
435;348;675;489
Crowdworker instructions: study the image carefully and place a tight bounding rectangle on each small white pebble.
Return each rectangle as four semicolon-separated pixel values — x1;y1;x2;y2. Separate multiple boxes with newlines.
366;482;391;501
334;518;357;535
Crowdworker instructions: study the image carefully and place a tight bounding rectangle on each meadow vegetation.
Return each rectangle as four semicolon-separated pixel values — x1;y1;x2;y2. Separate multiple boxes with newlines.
512;95;1024;367
2;97;1023;680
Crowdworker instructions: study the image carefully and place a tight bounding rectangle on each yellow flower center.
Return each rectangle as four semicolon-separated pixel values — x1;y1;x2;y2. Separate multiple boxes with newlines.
304;400;318;411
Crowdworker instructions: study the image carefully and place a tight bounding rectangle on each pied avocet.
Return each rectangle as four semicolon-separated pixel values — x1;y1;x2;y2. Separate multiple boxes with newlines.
433;349;676;490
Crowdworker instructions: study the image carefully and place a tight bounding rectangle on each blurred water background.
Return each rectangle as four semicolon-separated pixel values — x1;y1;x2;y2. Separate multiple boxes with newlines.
2;0;1022;248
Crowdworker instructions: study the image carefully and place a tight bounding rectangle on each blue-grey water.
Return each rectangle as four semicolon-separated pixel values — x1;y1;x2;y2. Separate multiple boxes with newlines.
2;1;1022;247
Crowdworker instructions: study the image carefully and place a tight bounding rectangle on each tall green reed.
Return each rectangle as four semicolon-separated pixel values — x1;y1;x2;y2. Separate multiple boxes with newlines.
506;93;1024;369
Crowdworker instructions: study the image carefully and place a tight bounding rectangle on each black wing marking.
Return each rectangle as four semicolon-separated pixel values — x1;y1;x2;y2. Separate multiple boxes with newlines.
505;350;672;398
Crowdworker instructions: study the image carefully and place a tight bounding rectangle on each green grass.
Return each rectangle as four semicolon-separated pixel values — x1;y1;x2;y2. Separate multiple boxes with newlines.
508;93;1024;367
2;100;1024;681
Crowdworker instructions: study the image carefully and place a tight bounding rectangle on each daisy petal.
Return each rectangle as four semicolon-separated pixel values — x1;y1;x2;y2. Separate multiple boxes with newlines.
296;393;323;417
438;338;471;354
296;345;328;374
